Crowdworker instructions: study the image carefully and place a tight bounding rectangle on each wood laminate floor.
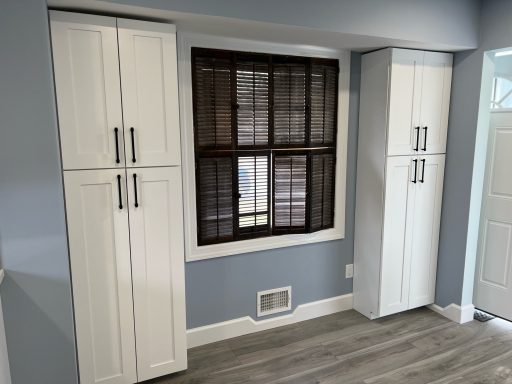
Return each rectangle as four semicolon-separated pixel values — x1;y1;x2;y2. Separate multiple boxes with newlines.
146;308;512;384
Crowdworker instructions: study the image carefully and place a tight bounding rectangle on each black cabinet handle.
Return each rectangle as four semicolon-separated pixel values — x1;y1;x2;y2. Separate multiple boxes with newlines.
420;159;426;183
117;175;123;210
133;173;139;208
422;126;428;151
412;159;418;183
414;127;420;151
130;127;136;163
114;128;120;164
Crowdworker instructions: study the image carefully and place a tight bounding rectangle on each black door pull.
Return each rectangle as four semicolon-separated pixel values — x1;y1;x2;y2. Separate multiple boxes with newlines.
117;175;123;209
420;159;426;183
130;127;136;163
414;127;420;151
412;159;418;183
133;173;139;208
114;128;120;164
422;126;428;151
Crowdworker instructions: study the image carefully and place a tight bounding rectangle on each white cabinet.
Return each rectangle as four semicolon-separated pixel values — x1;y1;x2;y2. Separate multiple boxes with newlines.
353;48;450;319
51;11;187;384
51;12;125;170
127;167;187;381
63;170;137;384
118;20;181;168
387;49;452;156
51;12;181;170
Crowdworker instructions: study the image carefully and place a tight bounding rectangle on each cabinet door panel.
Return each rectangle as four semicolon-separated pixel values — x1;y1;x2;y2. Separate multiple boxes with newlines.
64;170;136;384
409;155;445;308
419;52;452;154
127;167;187;381
118;19;181;168
380;156;416;316
50;12;125;170
387;49;424;156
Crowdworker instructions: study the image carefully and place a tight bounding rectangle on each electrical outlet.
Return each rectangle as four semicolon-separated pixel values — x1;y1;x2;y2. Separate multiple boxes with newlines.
345;264;354;279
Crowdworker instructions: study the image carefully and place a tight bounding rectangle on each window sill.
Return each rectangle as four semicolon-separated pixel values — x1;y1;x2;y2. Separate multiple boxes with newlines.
186;228;344;262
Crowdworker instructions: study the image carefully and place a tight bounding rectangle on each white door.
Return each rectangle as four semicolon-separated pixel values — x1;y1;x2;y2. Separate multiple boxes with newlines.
379;156;417;316
475;111;512;320
127;167;187;381
418;52;452;155
118;19;182;168
50;12;125;170
387;49;424;156
409;154;445;308
63;170;136;384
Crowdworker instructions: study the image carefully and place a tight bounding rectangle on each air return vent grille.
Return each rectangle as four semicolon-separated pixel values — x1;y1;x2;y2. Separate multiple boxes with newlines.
257;286;292;317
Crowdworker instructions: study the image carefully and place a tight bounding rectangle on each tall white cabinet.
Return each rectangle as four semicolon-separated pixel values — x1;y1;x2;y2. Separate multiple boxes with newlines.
353;48;452;319
50;11;187;384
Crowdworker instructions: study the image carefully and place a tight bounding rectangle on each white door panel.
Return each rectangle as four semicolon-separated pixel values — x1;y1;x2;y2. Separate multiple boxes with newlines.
380;156;416;316
387;49;424;156
50;12;125;170
63;170;136;384
419;52;452;154
118;19;181;168
475;112;512;320
409;155;445;308
127;167;187;381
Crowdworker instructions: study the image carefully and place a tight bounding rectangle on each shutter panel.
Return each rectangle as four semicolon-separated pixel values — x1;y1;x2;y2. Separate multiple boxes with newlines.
197;157;234;244
310;62;338;145
273;62;307;146
273;154;307;234
236;57;269;147
192;50;233;149
237;155;270;238
310;153;336;231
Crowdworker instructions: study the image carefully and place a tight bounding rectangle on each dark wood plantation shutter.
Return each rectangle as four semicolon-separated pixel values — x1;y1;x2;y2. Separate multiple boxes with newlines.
192;48;338;245
197;157;234;244
310;153;336;231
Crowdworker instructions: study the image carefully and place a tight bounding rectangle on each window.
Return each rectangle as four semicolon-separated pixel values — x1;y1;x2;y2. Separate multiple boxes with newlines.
192;48;339;246
491;76;512;109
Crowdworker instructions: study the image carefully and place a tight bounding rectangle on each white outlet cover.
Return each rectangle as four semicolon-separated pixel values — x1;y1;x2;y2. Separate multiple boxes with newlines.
345;264;354;278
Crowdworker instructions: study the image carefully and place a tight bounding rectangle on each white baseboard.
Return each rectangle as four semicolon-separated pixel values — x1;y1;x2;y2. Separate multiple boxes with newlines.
187;293;353;348
428;303;475;324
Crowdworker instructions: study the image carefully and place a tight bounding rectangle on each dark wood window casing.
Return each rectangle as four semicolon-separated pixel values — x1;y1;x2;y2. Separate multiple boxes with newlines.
192;47;339;246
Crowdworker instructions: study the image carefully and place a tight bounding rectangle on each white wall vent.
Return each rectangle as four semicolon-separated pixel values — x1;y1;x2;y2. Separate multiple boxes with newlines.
257;286;292;317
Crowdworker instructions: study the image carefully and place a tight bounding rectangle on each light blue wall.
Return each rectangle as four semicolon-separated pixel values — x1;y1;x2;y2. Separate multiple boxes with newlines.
0;0;78;383
105;0;480;49
435;0;512;307
185;53;361;328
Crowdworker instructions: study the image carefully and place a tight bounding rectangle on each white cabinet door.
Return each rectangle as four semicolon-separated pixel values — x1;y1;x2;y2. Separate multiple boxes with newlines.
379;156;416;316
63;170;136;384
418;52;452;155
118;19;181;168
387;49;424;156
127;167;187;381
50;12;125;170
408;155;445;308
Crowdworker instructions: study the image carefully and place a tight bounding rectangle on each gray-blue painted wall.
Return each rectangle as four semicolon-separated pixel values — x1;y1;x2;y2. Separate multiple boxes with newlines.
0;0;78;383
186;54;361;327
435;0;512;307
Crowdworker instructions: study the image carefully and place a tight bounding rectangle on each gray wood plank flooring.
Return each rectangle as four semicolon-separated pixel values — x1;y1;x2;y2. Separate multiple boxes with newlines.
145;308;512;384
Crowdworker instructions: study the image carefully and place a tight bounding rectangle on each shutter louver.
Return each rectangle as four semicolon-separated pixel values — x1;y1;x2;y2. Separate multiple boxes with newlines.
192;51;232;149
273;63;307;146
273;154;307;234
237;58;269;147
310;153;336;232
310;63;338;145
238;155;270;238
197;157;234;245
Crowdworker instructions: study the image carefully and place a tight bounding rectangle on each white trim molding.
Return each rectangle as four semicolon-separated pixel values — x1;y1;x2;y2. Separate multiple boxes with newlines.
187;293;353;348
428;303;475;324
177;32;351;261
